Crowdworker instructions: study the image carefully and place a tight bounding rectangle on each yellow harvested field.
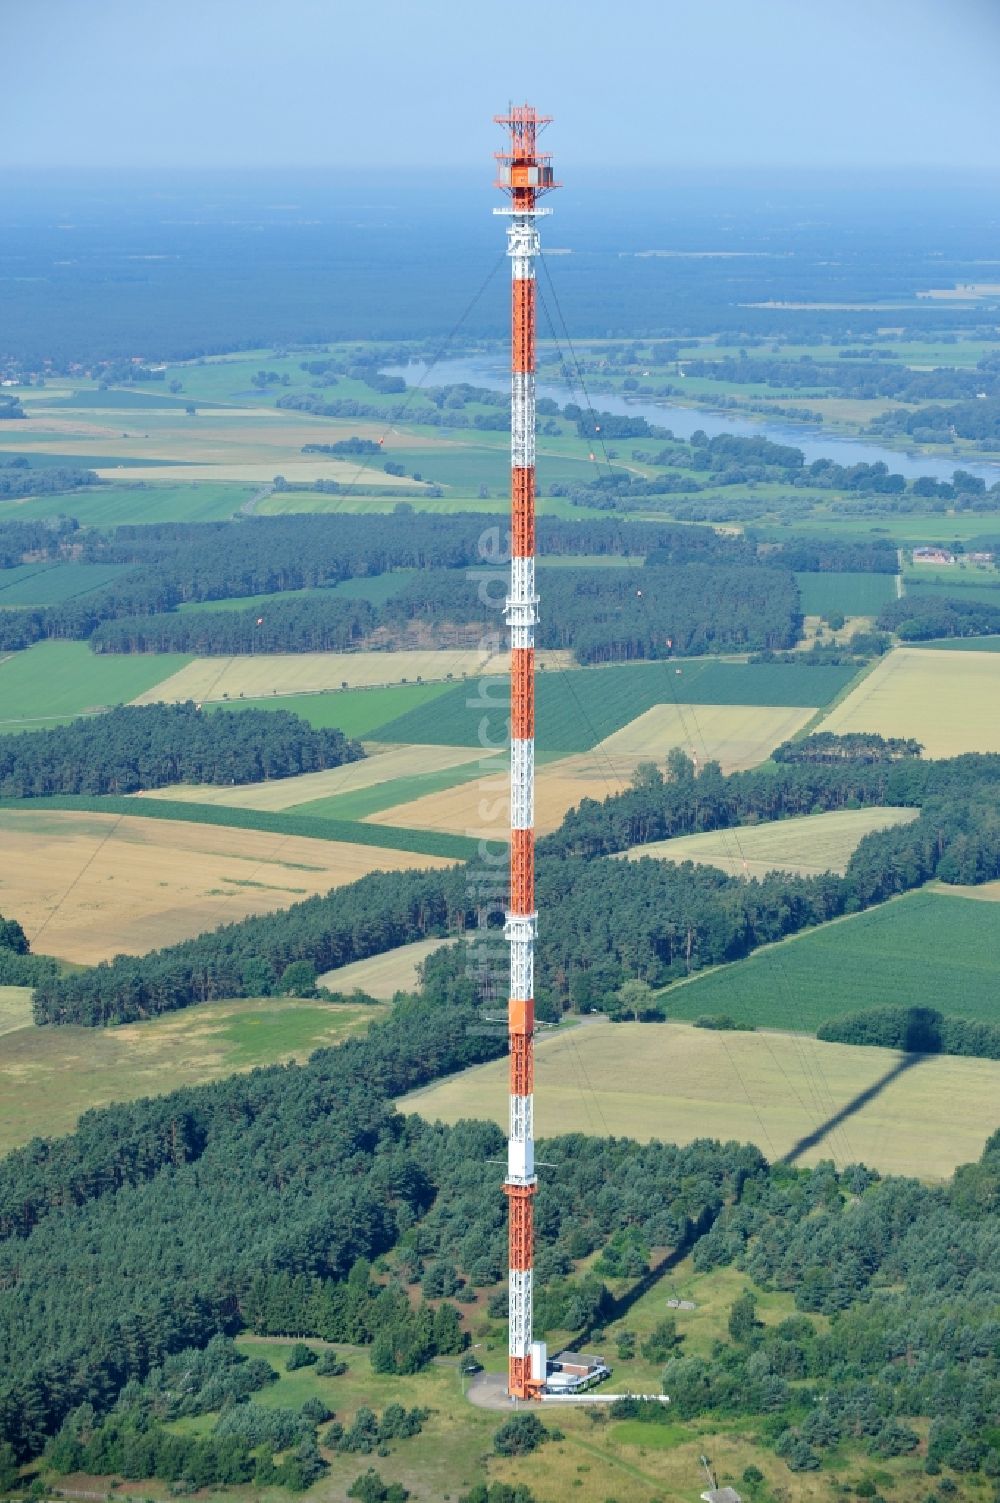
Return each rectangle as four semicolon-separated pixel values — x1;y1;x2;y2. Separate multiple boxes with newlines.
620;806;919;878
401;1019;1000;1180
137;744;487;811
815;647;1000;756
132;650;500;704
367;704;815;838
94;462;422;485
0;810;450;966
318;937;453;998
591;702;815;769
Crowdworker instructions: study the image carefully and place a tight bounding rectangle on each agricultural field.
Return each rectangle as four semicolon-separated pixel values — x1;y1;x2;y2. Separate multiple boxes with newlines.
132;648;500;705
666;888;1000;1031
377;659;857;754
204;681;455;737
793;569;898;616
0;996;375;1156
318;936;454;998
401;1016;999;1180
370;705;817;837
904;578;1000;607
0;641;191;731
139;744;487;812
0;808;452;965
0;483;257;525
620;806;918;877
915;635;1000;652
0;561;128;606
815;646;1000;755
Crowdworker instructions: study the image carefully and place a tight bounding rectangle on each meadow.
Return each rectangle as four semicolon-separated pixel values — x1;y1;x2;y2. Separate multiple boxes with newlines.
816;645;1000;755
621;806;919;877
793;570;898;616
0;641;191;730
665;888;1000;1030
0;808;453;965
376;659;857;754
0;996;375;1156
401;1016;999;1179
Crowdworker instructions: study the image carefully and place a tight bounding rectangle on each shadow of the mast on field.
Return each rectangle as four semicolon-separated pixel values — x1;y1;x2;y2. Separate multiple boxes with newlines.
779;1050;927;1166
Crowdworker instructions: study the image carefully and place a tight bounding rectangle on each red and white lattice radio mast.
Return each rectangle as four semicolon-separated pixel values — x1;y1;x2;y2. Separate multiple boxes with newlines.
494;103;558;1403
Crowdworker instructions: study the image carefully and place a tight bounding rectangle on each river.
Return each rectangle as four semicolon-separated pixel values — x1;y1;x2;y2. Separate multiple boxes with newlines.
388;354;1000;488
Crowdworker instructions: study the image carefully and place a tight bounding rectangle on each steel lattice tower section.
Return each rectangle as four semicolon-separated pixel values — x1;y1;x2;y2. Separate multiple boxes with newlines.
494;103;558;1403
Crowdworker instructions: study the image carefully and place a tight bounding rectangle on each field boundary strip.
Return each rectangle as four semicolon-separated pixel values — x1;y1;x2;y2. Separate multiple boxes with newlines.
0;795;481;862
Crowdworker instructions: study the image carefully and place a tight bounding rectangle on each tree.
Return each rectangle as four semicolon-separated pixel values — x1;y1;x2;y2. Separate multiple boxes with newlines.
728;1290;758;1343
348;1470;409;1503
615;978;656;1022
280;961;319;998
0;1443;20;1492
286;1342;318;1371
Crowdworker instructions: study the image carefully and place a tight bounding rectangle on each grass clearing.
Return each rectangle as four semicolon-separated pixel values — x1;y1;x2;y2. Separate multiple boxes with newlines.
666;888;1000;1030
815;646;1000;755
318;937;453;998
621;806;919;877
0;986;32;1038
0;808;452;965
402;1015;1000;1179
0;996;374;1155
0;641;191;730
377;659;854;754
794;570;898;616
134;649;500;704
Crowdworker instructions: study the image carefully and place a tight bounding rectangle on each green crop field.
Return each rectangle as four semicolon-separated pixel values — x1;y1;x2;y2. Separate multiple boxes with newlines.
0;996;375;1155
905;579;1000;607
205;679;453;737
178;571;416;614
0;483;254;526
920;635;1000;652
794;570;898;616
377;659;859;753
0;641;192;730
0;561;128;606
664;888;1000;1030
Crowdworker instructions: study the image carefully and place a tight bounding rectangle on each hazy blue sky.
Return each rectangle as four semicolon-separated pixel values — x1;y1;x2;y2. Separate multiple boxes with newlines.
7;0;1000;172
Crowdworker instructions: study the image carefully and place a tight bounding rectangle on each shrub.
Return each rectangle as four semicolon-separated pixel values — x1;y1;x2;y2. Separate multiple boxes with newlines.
493;1413;549;1457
